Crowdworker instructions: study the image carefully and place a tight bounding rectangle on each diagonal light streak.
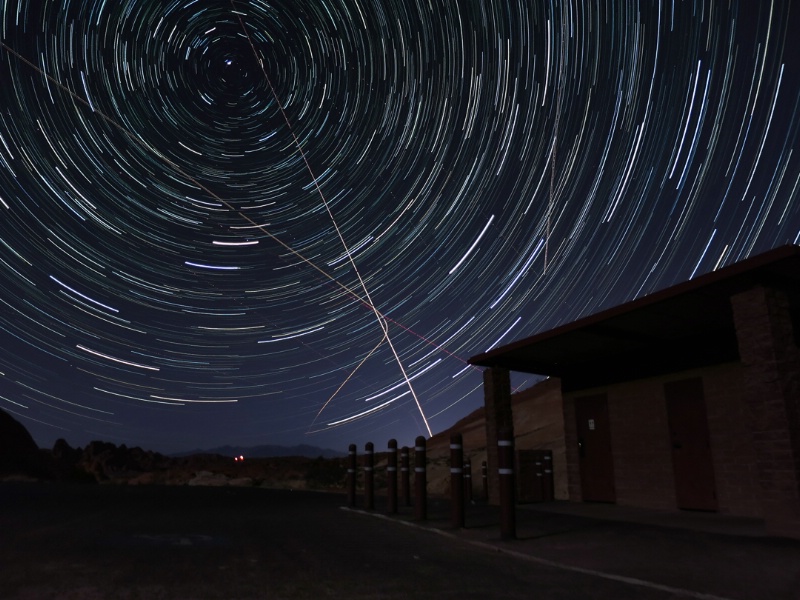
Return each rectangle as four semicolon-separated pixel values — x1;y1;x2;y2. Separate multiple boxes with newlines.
2;35;436;437
309;332;387;429
231;1;432;437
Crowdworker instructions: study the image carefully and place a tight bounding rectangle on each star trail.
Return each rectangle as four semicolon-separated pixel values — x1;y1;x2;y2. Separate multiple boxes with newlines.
0;1;798;454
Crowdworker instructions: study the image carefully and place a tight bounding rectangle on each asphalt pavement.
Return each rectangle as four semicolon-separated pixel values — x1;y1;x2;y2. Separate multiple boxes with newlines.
1;482;799;599
348;493;800;600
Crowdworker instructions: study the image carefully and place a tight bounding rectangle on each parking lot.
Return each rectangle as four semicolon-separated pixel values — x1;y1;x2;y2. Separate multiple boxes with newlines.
2;483;799;599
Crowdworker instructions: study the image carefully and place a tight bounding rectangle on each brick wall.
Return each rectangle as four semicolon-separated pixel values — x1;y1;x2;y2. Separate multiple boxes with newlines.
562;393;581;501
731;285;800;537
512;377;568;500
703;364;762;518
563;363;762;517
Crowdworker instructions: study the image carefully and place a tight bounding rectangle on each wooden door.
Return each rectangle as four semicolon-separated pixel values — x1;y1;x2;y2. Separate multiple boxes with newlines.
575;394;616;502
665;378;718;511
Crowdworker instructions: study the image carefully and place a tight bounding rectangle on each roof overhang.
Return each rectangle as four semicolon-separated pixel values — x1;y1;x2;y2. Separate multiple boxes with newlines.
469;245;800;392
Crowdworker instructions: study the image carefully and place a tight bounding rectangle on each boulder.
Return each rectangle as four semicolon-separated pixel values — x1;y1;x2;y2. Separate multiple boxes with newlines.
77;440;171;482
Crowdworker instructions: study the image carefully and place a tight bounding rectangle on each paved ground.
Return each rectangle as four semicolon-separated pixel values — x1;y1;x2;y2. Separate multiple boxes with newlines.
1;483;799;599
354;494;800;600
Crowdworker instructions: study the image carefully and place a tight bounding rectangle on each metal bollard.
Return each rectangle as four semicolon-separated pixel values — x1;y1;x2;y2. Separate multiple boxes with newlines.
347;444;357;507
482;461;488;500
364;442;374;510
450;433;464;528
498;430;516;539
543;451;554;501
414;436;427;520
464;458;473;503
387;439;398;514
401;446;411;506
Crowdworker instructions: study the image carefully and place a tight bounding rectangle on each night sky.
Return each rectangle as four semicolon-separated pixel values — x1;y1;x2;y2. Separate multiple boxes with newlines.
0;1;798;455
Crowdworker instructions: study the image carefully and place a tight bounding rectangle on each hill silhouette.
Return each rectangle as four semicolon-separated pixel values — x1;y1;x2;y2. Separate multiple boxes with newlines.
0;408;46;478
172;443;344;459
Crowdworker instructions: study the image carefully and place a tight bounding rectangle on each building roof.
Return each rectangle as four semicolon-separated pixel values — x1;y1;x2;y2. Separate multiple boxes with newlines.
468;245;800;392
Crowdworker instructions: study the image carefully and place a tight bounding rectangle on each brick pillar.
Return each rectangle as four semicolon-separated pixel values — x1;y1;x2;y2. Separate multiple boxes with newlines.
483;367;513;505
731;285;800;538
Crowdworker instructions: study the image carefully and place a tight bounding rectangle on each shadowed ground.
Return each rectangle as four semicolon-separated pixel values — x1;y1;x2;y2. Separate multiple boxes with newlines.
2;483;799;599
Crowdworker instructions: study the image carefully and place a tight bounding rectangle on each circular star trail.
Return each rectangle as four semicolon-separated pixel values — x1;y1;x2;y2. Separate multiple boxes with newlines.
0;1;798;453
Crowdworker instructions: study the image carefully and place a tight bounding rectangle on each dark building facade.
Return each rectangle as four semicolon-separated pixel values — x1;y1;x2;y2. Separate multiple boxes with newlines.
470;245;800;538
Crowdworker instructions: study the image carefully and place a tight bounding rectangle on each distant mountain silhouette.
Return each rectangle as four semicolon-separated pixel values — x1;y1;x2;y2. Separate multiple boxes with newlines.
171;443;344;459
0;408;47;477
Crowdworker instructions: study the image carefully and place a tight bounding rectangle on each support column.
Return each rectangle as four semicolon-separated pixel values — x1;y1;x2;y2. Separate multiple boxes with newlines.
498;429;517;539
731;285;800;538
483;366;514;505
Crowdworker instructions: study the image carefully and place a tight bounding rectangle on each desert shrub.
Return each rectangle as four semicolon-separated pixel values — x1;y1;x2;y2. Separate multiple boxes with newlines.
305;457;346;489
67;466;98;484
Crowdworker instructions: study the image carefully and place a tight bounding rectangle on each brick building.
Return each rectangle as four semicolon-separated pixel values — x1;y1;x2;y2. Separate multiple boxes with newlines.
469;245;800;538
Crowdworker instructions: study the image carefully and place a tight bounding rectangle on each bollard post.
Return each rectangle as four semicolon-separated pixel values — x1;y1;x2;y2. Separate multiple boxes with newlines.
401;446;411;506
450;433;464;528
364;442;374;510
543;450;554;501
482;460;488;500
414;436;427;520
387;439;398;514
498;430;516;539
464;458;473;503
347;444;357;507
